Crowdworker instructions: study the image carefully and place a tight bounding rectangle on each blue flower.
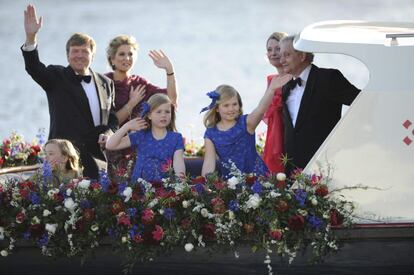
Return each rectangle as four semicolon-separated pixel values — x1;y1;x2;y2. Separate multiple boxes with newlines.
79;199;91;209
36;128;46;146
29;192;40;205
228;200;239;212
200;90;220;113
194;183;205;194
295;189;307;207
127;208;137;217
37;233;49;247
99;169;110;192
118;182;127;195
307;214;323;230
163;208;175;220
251;181;262;195
42;161;53;183
23;231;31;240
139;102;151;118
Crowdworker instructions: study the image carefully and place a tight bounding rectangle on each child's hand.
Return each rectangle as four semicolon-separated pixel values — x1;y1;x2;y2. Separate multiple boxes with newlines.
269;74;293;90
126;118;148;132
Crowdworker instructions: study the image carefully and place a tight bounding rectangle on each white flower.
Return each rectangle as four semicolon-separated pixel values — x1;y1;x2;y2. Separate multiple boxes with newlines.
43;209;51;217
159;209;164;215
228;210;235;220
148;199;158;208
311;198;318;206
227;176;239;190
31;216;41;225
123;187;132;202
184;243;194;252
200;208;209;218
182;200;190;208
1;250;8;257
262;181;272;188
91;224;99;232
78;179;91;189
66;189;72;196
298;209;308;216
121;236;128;243
47;189;57;198
64;198;77;211
270;191;281;198
246;194;261;209
45;223;58;234
276;172;286;181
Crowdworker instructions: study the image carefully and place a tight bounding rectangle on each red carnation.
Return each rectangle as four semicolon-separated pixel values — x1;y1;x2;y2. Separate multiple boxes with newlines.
90;182;102;190
192;176;206;184
201;223;216;240
117;212;131;227
288;215;305;231
245;175;257;186
16;212;26;224
315;185;329;197
141;208;155;225
152;225;164;241
269;229;283;241
19;189;30;199
213;180;225;190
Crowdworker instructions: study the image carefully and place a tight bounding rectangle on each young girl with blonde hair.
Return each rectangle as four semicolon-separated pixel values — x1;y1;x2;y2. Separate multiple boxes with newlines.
106;93;185;182
201;75;291;179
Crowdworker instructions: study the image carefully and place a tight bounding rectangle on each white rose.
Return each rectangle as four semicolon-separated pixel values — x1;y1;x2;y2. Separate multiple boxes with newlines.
64;198;77;211
1;250;8;257
270;191;281;198
43;210;51;217
227;176;239;190
121;236;128;243
45;223;58;234
47;189;56;198
262;181;272;188
123;187;133;202
276;173;286;181
247;194;261;209
66;189;72;196
311;198;318;206
78;179;90;189
228;210;235;220
184;243;194;252
182;200;190;208
298;209;308;216
200;208;209;218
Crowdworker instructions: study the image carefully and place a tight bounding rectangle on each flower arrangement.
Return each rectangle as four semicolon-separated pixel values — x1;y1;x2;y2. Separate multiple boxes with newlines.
184;139;204;157
0;131;44;168
0;161;355;274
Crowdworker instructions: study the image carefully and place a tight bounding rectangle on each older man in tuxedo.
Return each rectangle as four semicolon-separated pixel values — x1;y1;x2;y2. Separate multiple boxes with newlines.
21;5;118;179
279;35;360;175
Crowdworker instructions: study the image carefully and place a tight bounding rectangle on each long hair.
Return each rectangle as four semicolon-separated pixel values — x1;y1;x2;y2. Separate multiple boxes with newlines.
203;85;243;128
44;139;82;175
144;94;177;132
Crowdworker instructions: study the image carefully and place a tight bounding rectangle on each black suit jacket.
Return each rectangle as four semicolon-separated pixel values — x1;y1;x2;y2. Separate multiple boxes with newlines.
282;64;360;173
22;47;118;179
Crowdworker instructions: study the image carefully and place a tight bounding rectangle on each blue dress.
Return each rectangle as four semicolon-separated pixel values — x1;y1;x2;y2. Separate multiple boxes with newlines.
129;130;184;182
204;115;269;178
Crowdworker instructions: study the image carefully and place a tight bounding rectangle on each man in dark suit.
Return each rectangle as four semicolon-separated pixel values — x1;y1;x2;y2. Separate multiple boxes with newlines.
22;5;118;179
279;35;360;175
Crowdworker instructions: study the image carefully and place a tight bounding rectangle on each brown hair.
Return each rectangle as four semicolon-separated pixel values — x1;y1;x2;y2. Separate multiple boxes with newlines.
281;35;314;63
106;35;139;70
65;33;96;56
145;94;177;132
44;139;82;175
203;85;243;128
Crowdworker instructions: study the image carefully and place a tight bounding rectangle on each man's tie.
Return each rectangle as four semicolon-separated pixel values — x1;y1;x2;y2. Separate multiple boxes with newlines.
286;77;302;91
76;74;92;83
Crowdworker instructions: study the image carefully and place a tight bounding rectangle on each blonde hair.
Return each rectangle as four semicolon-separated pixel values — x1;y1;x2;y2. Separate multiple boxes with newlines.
203;85;243;128
44;139;82;175
266;32;288;45
144;94;177;132
106;35;139;70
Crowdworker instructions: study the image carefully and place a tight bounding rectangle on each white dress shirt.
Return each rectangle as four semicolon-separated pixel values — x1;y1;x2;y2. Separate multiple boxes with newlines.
286;65;312;127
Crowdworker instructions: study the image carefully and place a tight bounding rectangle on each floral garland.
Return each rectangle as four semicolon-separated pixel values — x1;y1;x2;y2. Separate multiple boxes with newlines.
0;162;354;274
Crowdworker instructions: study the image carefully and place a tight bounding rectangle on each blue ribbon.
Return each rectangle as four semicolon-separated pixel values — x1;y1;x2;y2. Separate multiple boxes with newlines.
200;90;220;113
139;102;150;118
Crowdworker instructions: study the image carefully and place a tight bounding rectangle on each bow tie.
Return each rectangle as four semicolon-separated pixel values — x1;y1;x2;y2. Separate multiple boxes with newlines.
285;77;302;91
75;74;92;83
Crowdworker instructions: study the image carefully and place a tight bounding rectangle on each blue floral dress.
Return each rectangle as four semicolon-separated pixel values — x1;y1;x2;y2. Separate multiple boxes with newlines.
204;114;268;178
129;130;184;182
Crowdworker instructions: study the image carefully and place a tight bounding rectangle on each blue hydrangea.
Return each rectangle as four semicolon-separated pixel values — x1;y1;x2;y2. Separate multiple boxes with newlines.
163;208;175;220
251;181;262;195
127;208;137;217
37;233;49;247
228;200;240;212
295;189;307;207
29;192;40;205
99;169;110;192
307;214;323;230
194;183;205;194
23;231;31;240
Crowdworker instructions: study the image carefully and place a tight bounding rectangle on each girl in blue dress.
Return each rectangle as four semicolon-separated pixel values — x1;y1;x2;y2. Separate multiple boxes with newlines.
106;94;185;182
201;75;292;178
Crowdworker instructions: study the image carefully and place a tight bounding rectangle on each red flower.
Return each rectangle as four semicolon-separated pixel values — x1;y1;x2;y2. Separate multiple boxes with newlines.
16;212;26;224
141;208;155;225
117;212;131;227
192;176;206;184
276;180;287;190
180;218;191;230
30;145;41;156
311;174;323;186
0;157;4;167
213;180;225;190
269;229;283;240
110;201;125;215
90;182;102;190
115;167;127;177
152;225;164;241
315;185;329;197
330;209;344;226
288;215;305;231
211;197;225;214
83;208;95;223
201;223;216;240
19;189;30;199
275;200;289;212
53;193;64;202
245;175;257;186
133;234;143;243
29;223;44;238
